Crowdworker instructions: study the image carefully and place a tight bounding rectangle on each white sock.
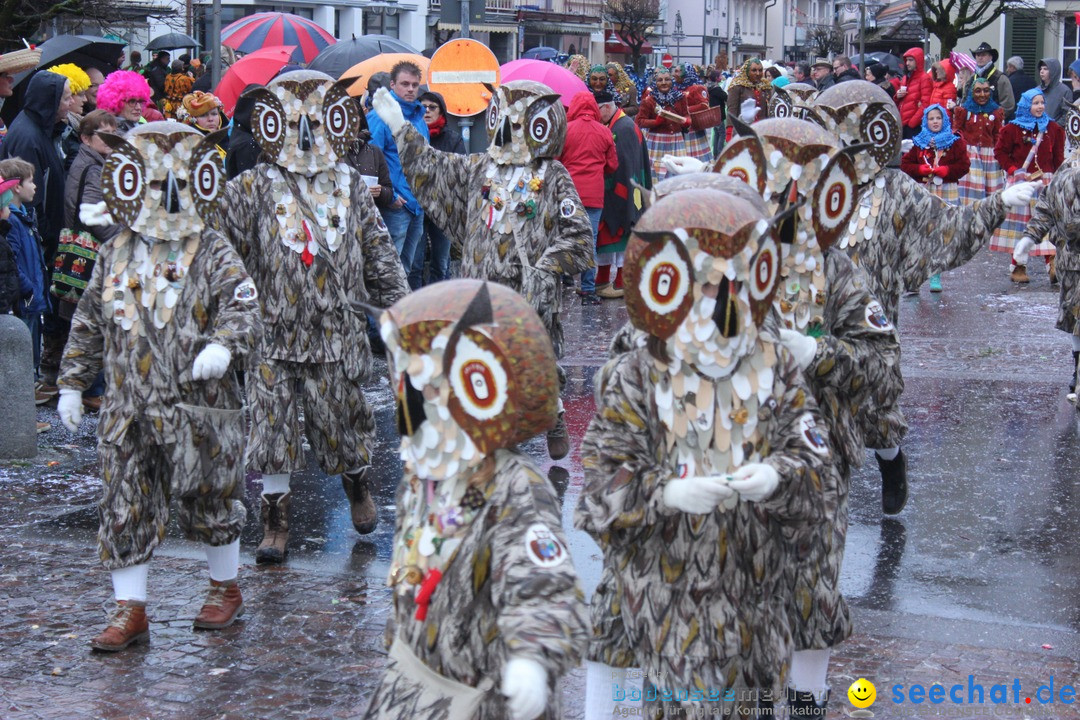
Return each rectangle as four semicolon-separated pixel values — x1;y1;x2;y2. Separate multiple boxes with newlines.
557;397;565;415
585;661;631;720
111;563;149;603
205;539;240;583
789;648;831;697
260;473;290;496
1071;336;1080;352
873;446;900;461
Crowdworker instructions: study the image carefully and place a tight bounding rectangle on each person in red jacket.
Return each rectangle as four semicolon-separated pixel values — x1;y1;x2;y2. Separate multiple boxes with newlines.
897;47;931;139
927;59;957;110
953;76;1006;206
560;91;618;304
992;87;1065;282
636;68;690;182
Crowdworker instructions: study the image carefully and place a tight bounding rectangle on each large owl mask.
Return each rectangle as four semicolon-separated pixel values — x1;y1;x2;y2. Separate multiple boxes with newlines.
380;280;559;480
808;80;901;183
769;82;818;120
101;121;227;241
626;187;789;378
485;80;566;165
243;69;361;176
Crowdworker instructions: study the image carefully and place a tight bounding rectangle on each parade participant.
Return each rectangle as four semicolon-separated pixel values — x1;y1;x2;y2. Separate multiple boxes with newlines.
218;71;410;563
177;91;227;157
635;67;690;182
606;62;639;116
675;63;712;164
962;43;1015;119
901;104;970;292
954;76;1005;206
566;54;589;82
725;57;772;141
96;70;152;133
577;183;831;719
371;80;594;460
362;280;588;720
56;121;261;650
993;88;1065;283
815;81;1037;514
162;62;194;119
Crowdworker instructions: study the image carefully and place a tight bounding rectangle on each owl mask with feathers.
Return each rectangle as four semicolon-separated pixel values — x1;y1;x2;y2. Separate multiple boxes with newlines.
484;80;567;166
805;80;902;183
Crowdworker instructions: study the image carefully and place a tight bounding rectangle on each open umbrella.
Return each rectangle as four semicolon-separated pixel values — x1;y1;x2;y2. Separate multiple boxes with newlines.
522;46;559;61
222;12;335;64
215;45;297;117
339;53;430;97
307;35;419;79
146;33;201;51
499;59;588;107
850;52;902;75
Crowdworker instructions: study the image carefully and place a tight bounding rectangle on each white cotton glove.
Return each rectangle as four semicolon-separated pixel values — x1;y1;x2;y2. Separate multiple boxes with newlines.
663;475;736;513
372;87;407;134
58;388;83;433
502;657;549;720
192;343;231;381
727;462;780;502
1013;236;1037;265
662;155;706;176
739;98;759;124
900;139;914;154
79;201;115;228
1001;181;1038;208
778;328;818;371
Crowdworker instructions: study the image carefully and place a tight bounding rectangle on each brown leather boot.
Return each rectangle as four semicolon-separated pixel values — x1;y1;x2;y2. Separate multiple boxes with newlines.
1049;256;1058;284
342;467;377;535
193;579;244;630
1011;264;1030;283
255;492;290;564
546;412;569;460
90;600;149;652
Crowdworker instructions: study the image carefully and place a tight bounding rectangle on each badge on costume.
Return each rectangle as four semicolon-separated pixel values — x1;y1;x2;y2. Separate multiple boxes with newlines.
234;280;258;302
864;300;893;331
524;523;567;568
559;198;576;219
799;413;829;455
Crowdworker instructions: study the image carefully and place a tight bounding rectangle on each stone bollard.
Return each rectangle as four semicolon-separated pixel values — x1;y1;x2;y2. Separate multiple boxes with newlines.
0;314;37;459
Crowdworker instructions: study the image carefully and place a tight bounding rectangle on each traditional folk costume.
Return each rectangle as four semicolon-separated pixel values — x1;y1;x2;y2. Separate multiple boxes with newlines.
954;78;1005;205
363;281;588;720
57;121;261;650
636;73;691;183
993;88;1066;282
595;106;650;298
577;183;831;718
677;64;713;164
607;62;640;117
374;80;595;460
217;71;410;564
725;59;773;143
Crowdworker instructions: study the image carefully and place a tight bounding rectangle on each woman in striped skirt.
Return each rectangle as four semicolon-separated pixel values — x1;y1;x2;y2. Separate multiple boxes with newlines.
953;76;1005;206
674;63;712;164
635;68;690;183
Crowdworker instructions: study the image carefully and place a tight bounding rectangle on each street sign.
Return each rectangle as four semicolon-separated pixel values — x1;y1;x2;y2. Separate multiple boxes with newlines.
428;39;501;117
661;53;673;68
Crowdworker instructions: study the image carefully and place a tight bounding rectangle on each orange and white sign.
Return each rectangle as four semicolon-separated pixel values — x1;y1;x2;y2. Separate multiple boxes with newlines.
428;39;501;117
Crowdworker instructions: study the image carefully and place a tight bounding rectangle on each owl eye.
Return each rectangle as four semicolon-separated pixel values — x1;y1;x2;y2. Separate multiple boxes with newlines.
325;99;351;138
257;103;284;144
448;334;509;420
713;136;767;195
112;158;143;202
640;241;691;315
811;153;858;248
191;153;222;203
487;102;500;132
749;235;779;301
529;109;552;143
1068;109;1080;139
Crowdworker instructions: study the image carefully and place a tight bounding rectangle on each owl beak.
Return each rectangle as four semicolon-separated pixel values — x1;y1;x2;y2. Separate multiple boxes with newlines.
713;278;740;338
161;170;182;214
495;117;511;147
298;115;314;152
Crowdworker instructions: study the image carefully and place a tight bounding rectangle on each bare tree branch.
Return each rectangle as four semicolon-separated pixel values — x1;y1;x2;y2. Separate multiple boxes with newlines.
913;0;1052;55
604;0;659;74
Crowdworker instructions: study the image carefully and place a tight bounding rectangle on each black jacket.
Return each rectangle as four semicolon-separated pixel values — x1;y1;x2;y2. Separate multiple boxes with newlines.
346;137;394;209
0;221;20;315
1008;70;1037;101
225;95;263;180
0;72;67;259
146;60;169;104
835;68;862;84
420;91;467;155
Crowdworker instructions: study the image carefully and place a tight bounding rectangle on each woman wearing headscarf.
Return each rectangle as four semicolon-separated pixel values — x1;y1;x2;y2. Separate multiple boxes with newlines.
634;67;689;182
606;62;639;116
566;54;589;82
953;76;1005;206
674;62;712;164
725;57;771;141
993;87;1065;282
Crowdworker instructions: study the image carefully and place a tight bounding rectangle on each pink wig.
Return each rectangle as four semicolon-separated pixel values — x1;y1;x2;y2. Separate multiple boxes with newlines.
96;70;152;115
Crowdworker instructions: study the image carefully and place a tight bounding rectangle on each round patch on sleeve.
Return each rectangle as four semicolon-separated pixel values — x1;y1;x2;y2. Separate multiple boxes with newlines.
799;413;830;456
234;280;258;302
864;300;893;331
524;523;568;568
559;198;577;219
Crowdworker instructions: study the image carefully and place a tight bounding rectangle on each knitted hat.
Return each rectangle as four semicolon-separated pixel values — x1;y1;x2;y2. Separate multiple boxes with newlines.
0;47;41;75
181;91;221;117
47;63;91;94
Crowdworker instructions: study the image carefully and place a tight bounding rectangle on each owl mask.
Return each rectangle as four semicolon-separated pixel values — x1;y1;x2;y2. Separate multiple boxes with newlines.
101;121;227;241
807;80;901;184
768;82;818;120
1063;101;1080;147
485;80;566;165
626;187;792;379
379;280;559;481
243;69;361;177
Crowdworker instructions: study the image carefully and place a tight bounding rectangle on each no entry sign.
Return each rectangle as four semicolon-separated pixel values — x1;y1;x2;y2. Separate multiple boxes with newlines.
428;39;501;117
661;53;674;68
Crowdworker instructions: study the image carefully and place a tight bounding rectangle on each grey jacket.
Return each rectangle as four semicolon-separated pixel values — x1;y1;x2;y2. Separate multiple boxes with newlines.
1039;58;1073;126
64;143;122;244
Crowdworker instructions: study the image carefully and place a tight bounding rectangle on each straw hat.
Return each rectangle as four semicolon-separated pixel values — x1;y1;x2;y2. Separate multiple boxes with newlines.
0;47;41;75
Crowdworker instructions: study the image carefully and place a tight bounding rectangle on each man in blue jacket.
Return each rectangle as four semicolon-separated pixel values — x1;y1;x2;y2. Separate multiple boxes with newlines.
365;61;428;288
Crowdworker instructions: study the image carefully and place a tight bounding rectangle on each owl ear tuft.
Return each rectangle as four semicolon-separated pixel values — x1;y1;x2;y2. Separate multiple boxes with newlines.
98;132;127;150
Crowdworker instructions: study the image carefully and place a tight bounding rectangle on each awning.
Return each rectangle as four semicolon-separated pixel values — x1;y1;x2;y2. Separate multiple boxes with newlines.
437;22;518;34
605;30;653;55
525;21;601;34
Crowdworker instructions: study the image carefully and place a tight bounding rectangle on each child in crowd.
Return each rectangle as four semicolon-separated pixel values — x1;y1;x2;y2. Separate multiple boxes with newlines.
0;158;49;373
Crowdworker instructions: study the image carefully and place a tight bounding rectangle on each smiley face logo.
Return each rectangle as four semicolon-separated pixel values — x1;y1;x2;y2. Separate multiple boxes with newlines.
848;678;877;709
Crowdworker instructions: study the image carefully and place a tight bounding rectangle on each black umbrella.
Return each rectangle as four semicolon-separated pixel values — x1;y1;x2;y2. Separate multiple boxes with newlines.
146;32;201;51
523;46;559;61
307;35;418;79
851;52;902;74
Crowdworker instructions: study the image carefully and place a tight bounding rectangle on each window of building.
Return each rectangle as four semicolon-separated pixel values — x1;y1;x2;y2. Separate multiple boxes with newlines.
1062;15;1079;80
364;10;400;37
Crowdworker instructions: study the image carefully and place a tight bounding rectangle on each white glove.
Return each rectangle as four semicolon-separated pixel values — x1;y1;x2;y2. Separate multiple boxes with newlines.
372;87;407;134
79;201;115;228
1001;181;1038;208
58;388;83;433
739;98;759;124
502;656;548;720
662;155;706;176
663;475;736;513
1013;236;1037;265
900;139;914;154
778;328;818;371
727;462;780;502
192;343;231;381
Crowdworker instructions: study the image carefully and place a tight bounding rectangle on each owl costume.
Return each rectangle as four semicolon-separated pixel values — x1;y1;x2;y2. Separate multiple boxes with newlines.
576;185;831;718
216;71;410;563
363;281;589;720
714;116;902;714
375;81;595;460
57;122;261;650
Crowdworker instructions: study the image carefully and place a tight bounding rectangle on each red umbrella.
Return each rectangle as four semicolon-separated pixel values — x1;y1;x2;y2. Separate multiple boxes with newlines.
222;12;335;64
215;45;297;117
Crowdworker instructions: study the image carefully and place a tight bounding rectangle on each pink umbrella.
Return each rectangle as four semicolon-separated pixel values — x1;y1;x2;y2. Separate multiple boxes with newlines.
499;59;588;107
950;51;978;74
